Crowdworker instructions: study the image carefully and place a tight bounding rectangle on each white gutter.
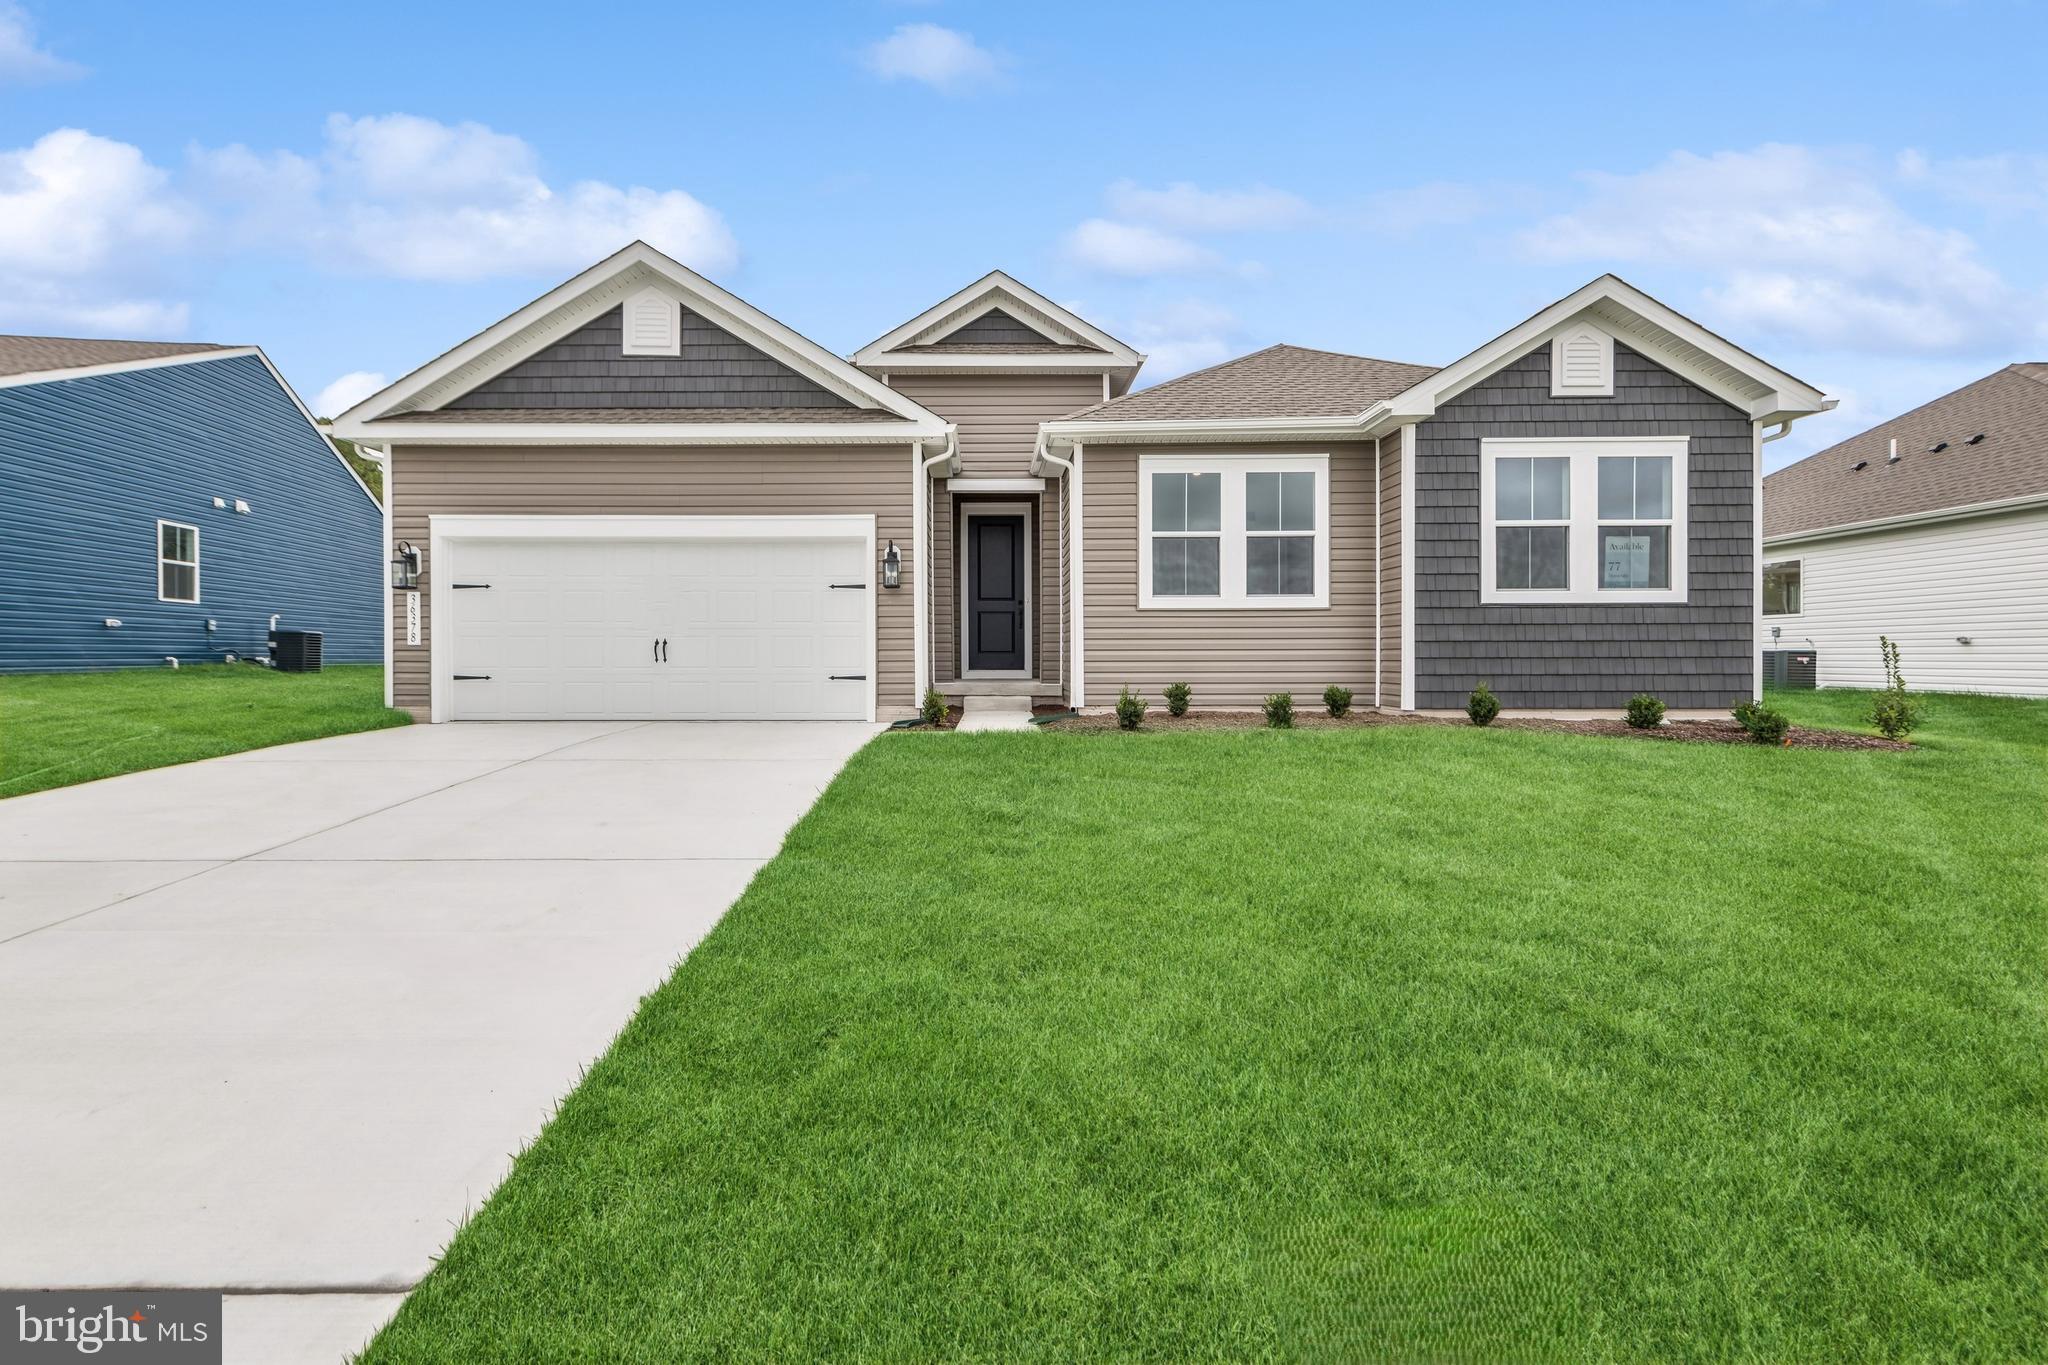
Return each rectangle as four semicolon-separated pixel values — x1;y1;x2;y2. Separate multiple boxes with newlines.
913;430;960;703
1034;430;1081;707
1764;489;2048;549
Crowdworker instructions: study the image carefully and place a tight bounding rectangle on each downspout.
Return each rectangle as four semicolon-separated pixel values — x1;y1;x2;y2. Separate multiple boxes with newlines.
915;430;959;704
1035;431;1079;708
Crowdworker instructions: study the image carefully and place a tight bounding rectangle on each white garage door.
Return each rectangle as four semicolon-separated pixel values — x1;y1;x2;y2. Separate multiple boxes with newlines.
444;535;871;720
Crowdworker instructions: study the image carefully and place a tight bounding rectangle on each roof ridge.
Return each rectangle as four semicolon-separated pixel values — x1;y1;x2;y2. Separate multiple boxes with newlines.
1266;341;1437;369
2009;361;2048;388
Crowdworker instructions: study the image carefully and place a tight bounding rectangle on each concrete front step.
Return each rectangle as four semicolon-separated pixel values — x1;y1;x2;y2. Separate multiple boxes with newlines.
955;694;1037;732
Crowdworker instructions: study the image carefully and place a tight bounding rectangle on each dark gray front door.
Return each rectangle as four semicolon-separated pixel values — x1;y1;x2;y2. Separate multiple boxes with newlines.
966;513;1026;673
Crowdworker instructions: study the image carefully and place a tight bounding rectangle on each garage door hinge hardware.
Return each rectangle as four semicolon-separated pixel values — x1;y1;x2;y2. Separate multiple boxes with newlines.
453;582;492;589
829;674;867;681
828;582;867;589
454;674;491;681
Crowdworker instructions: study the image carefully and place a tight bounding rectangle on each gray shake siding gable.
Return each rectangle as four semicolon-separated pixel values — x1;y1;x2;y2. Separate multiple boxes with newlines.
1413;342;1756;709
446;306;852;410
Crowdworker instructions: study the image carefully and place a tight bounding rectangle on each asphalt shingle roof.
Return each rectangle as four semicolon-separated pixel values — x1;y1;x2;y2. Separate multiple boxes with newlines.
1764;363;2048;539
1059;344;1437;423
0;334;235;381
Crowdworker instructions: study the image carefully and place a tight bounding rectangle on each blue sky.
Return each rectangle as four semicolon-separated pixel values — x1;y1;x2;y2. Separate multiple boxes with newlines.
4;0;2045;466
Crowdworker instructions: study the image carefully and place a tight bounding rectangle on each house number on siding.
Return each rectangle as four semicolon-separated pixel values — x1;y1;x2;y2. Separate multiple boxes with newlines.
405;591;421;645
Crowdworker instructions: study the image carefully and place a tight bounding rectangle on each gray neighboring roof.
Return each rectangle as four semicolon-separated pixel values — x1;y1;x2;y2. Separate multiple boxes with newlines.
0;335;235;380
377;406;908;424
1060;344;1438;422
1765;363;2048;539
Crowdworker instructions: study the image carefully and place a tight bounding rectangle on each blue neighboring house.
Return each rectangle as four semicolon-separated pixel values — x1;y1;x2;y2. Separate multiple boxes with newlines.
0;335;382;672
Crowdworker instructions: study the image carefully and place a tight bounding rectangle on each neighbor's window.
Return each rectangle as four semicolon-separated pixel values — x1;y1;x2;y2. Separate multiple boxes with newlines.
1149;471;1221;597
1480;438;1689;603
158;521;199;603
1493;456;1570;591
1140;456;1330;608
1597;454;1674;590
1246;470;1315;595
1763;560;1801;615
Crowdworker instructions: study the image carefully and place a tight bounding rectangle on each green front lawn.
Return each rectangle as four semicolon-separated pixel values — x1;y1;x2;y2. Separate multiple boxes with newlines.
366;689;2046;1362
0;664;407;798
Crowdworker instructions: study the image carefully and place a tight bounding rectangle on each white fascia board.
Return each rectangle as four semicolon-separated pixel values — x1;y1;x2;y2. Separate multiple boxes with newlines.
854;270;1142;366
1382;274;1830;423
335;241;945;428
1762;492;2048;548
862;352;1134;374
334;420;949;447
0;346;258;391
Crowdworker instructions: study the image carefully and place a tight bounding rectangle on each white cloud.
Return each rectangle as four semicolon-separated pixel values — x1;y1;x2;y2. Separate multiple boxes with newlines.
197;113;739;283
0;3;82;84
0;128;195;333
1063;219;1222;277
1104;180;1311;232
1520;143;2033;355
1117;299;1241;381
862;24;1000;93
314;370;387;418
1897;149;2048;220
1356;180;1504;235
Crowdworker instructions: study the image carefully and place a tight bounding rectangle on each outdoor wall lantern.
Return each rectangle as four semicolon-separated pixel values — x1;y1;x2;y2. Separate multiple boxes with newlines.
391;540;421;590
881;540;902;589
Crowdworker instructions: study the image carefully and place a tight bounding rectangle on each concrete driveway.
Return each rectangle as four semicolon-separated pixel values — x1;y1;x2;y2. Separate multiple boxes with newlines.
0;720;876;1363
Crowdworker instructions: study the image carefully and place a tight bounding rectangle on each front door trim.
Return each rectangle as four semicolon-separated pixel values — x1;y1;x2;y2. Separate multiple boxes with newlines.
427;513;877;724
959;500;1032;680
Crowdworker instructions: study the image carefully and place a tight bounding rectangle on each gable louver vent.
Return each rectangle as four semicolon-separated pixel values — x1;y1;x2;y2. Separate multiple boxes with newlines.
1549;323;1614;397
621;286;682;357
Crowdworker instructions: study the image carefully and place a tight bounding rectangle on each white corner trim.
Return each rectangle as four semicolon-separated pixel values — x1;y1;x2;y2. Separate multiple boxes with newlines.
1550;321;1615;397
1073;444;1086;708
620;286;681;356
1476;435;1691;605
1373;435;1383;709
382;442;395;708
1752;419;1765;702
1137;452;1331;611
1399;426;1415;711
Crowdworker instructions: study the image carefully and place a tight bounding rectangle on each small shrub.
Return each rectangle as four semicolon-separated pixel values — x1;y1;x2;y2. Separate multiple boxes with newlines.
1867;635;1925;740
1732;699;1790;745
919;687;948;727
1466;682;1501;727
1164;680;1192;717
1624;693;1666;729
1263;692;1294;728
1323;684;1353;718
1115;685;1148;731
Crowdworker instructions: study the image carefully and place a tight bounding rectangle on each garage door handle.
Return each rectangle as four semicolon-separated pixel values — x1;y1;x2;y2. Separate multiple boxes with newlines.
829;674;866;681
828;583;867;589
453;583;491;590
660;638;668;663
454;674;491;681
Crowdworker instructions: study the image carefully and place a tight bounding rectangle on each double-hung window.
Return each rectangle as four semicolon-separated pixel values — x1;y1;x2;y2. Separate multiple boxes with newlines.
157;520;199;603
1479;437;1688;604
1140;454;1329;608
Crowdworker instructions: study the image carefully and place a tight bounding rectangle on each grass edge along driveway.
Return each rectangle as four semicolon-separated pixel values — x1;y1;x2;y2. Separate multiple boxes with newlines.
361;687;2045;1362
0;664;408;798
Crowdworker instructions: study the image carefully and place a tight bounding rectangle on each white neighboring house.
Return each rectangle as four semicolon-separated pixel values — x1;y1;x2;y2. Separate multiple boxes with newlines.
1760;362;2048;696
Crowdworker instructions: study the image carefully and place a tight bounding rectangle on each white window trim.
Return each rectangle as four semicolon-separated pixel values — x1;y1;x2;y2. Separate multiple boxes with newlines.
156;519;200;603
1138;453;1330;610
958;500;1034;680
1762;558;1803;618
1478;437;1689;605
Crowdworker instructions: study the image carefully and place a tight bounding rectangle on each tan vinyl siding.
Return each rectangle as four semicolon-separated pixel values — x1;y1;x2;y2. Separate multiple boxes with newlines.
1378;430;1402;707
887;373;1103;477
388;443;915;716
891;373;1096;684
1081;440;1378;707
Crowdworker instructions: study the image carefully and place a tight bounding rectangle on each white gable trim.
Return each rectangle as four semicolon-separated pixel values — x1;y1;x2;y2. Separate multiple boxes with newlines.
331;241;943;436
1382;274;1830;427
853;270;1143;369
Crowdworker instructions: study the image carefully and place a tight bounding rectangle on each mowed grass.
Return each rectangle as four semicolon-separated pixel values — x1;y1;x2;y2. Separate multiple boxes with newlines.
365;689;2046;1362
0;664;407;798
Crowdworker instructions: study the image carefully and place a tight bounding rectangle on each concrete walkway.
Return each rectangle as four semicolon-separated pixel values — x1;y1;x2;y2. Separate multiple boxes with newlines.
0;720;877;1363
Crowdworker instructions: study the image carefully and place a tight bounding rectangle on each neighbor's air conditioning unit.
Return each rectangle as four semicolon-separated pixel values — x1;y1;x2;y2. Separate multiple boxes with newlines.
269;629;324;673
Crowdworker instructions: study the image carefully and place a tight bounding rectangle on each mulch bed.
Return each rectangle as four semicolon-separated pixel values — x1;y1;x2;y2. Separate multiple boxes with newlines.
1043;708;1909;750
